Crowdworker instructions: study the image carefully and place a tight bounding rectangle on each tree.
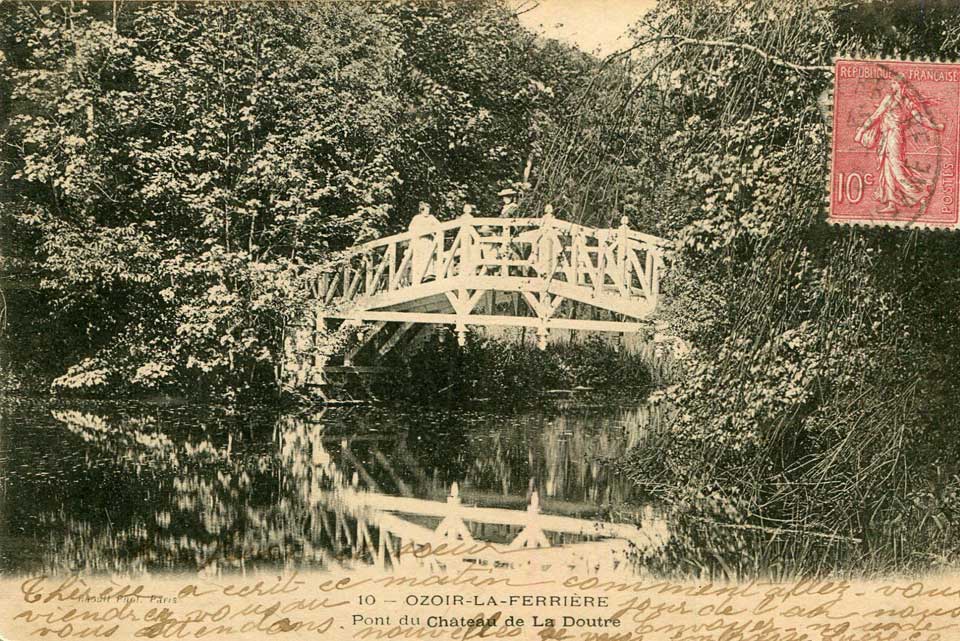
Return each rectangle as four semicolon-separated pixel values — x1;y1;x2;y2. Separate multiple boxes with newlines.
619;0;960;569
0;0;594;399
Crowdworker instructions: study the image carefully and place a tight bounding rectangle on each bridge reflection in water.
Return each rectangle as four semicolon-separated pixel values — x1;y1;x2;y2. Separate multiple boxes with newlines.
278;407;668;575
0;403;668;576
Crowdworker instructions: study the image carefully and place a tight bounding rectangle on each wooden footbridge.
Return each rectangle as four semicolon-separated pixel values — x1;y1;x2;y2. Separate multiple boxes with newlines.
284;205;670;390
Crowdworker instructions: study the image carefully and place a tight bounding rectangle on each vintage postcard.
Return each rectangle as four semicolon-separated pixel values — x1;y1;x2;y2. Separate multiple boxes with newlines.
3;1;960;640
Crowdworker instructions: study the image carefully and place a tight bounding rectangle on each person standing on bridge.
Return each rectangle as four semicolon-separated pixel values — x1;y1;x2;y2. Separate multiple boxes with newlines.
535;204;562;277
498;187;520;218
496;188;523;275
459;203;482;275
410;202;441;283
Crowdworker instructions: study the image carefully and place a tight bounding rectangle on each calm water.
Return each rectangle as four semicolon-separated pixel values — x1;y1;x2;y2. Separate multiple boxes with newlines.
0;397;669;576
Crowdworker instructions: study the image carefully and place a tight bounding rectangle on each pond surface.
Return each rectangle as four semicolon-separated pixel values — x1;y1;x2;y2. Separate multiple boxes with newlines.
0;397;670;576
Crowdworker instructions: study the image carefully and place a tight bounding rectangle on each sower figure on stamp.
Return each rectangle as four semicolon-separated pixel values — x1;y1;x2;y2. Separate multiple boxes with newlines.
855;75;945;214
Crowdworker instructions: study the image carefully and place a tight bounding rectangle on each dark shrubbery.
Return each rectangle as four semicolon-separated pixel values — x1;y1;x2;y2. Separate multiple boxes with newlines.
374;330;651;405
611;0;960;573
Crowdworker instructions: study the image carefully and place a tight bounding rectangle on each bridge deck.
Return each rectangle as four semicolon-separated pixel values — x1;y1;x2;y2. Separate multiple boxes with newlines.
283;212;670;390
306;214;669;346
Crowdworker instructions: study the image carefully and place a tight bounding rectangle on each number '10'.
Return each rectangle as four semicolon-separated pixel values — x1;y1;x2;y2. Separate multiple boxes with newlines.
835;172;874;204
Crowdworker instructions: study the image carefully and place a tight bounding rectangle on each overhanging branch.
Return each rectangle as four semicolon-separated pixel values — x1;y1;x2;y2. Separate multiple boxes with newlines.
606;34;832;74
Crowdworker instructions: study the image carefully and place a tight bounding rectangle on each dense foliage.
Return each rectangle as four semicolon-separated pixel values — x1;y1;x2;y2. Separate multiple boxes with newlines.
0;0;591;399
615;0;960;571
375;331;652;405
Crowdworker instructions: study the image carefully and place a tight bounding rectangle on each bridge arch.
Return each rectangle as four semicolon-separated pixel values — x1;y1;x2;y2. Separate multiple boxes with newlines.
283;204;670;393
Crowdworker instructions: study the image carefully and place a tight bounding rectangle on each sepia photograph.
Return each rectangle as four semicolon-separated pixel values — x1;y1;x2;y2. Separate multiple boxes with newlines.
2;0;960;639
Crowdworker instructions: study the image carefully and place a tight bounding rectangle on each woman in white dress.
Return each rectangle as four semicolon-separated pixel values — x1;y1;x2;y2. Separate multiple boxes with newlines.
409;202;440;283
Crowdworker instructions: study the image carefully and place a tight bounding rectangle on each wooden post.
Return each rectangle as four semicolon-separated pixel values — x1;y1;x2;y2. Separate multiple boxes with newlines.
571;231;580;286
365;252;373;292
595;233;606;294
651;251;661;301
319;272;330;300
434;230;444;280
646;251;655;298
536;325;548;350
539;208;556;278
387;243;395;291
528;488;540;514
501;223;511;277
460;218;474;277
619;215;629;290
455;288;469;346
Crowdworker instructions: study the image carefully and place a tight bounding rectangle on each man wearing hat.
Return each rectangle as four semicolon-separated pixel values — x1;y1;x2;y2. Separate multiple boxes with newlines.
497;187;519;218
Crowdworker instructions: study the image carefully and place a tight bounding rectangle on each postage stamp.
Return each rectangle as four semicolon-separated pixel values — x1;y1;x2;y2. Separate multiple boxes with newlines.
830;58;960;229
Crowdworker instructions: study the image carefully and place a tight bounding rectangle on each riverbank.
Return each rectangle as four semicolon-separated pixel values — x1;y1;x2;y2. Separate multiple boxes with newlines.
5;331;660;408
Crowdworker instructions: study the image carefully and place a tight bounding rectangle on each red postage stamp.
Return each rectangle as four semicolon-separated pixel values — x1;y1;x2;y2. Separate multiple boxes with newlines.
830;59;960;229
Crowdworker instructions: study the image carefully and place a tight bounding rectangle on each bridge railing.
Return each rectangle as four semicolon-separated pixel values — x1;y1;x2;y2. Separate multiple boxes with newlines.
306;213;669;315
